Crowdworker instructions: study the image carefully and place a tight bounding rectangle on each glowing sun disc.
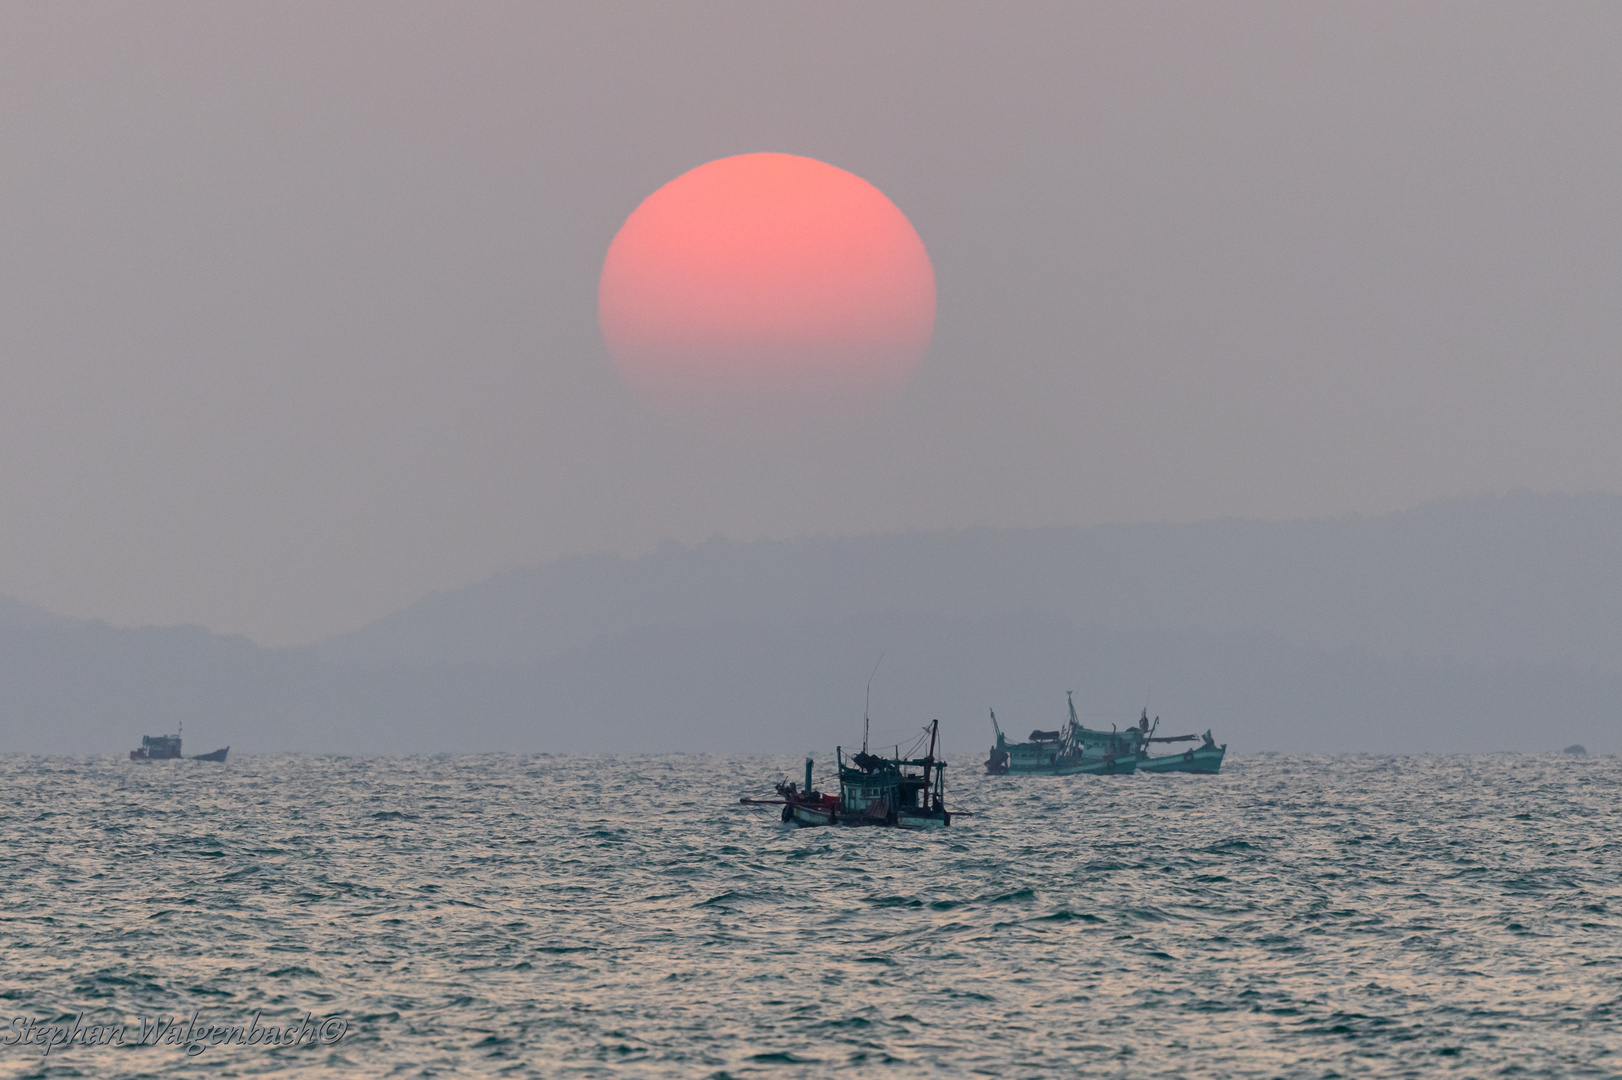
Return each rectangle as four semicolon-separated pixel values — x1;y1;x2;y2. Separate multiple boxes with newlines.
598;153;936;412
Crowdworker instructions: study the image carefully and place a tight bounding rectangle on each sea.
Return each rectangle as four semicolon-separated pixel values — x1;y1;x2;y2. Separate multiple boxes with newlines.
0;751;1616;1078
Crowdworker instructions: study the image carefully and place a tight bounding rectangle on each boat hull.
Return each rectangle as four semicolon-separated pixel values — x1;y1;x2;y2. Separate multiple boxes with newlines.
784;802;836;826
809;812;952;829
779;802;951;829
1137;745;1226;773
772;794;947;827
998;754;1137;776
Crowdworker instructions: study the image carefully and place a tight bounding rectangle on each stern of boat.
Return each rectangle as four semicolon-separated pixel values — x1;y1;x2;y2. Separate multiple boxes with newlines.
896;810;950;829
1139;744;1226;774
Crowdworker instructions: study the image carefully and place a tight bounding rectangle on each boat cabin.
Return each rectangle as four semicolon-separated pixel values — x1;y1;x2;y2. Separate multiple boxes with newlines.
132;733;182;760
836;747;946;825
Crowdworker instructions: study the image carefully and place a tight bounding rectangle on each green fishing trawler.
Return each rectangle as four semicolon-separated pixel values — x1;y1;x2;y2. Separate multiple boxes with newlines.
983;693;1137;775
985;693;1225;775
742;718;953;829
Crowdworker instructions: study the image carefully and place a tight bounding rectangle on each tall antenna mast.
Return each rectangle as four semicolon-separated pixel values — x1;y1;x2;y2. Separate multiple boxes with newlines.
864;653;884;754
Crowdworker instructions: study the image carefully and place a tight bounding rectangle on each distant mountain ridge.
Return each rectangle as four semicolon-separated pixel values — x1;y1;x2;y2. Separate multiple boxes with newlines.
1;493;1617;756
315;492;1622;674
0;606;1617;757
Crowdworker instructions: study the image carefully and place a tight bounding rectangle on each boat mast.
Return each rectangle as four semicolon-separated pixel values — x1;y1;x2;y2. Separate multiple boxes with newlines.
1066;690;1080;754
923;718;939;809
863;654;884;754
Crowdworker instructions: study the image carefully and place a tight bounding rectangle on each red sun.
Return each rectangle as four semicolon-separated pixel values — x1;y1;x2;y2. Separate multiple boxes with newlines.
598;153;936;414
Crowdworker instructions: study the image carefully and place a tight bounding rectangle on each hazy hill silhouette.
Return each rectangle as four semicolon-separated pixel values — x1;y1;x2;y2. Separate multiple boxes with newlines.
318;492;1622;674
0;493;1617;755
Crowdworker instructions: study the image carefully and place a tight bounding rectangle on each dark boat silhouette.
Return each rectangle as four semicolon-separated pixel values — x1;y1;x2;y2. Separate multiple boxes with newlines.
742;718;956;829
128;724;228;762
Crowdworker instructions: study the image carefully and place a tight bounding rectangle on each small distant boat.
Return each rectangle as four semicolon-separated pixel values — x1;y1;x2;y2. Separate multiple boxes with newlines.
128;725;228;762
742;718;955;829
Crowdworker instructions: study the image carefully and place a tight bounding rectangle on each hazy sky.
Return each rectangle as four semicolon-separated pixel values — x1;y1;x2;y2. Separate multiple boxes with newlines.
2;3;1619;645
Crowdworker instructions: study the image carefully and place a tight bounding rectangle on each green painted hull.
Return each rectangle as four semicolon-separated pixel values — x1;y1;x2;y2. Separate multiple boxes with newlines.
1137;745;1226;773
1000;754;1137;776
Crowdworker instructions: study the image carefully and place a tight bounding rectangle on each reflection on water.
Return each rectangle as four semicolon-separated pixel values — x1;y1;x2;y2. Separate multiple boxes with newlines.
0;752;1616;1077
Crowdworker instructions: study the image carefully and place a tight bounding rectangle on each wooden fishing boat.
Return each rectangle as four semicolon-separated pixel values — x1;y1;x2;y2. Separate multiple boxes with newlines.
1117;708;1227;773
128;724;228;762
1135;728;1225;773
983;693;1137;775
986;695;1226;776
742;718;954;828
1137;741;1225;772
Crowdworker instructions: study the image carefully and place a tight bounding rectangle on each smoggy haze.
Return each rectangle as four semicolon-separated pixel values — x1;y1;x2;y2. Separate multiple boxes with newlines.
2;3;1620;644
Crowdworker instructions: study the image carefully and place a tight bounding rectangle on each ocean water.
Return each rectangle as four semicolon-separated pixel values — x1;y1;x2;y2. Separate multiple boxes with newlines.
0;751;1617;1078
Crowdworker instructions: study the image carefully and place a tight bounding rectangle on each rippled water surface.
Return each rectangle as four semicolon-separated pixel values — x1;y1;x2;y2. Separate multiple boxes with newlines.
1;752;1618;1078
